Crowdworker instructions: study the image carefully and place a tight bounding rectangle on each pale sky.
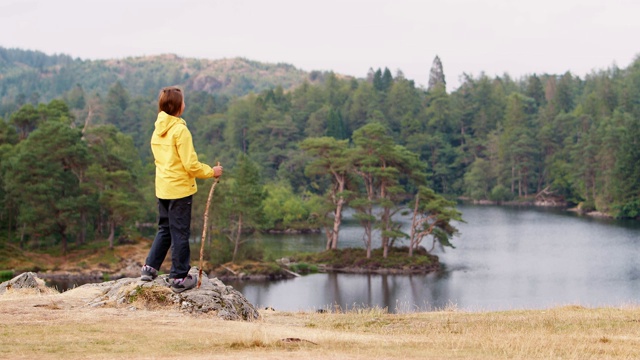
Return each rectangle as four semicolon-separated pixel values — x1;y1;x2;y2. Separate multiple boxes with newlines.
2;0;638;90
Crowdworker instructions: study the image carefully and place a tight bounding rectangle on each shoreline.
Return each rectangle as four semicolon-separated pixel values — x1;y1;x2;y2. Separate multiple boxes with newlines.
459;198;616;218
32;257;443;285
9;202;623;285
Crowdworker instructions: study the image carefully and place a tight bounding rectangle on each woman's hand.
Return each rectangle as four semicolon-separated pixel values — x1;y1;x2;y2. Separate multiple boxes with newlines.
212;164;223;178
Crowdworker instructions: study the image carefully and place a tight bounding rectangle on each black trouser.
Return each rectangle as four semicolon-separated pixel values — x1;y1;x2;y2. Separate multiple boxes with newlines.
145;195;192;279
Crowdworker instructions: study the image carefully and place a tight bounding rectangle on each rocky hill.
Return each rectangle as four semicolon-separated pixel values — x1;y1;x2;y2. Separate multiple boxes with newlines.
0;47;326;117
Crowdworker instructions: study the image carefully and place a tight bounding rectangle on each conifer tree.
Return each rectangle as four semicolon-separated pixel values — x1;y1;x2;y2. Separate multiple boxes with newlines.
381;68;393;92
219;154;266;262
325;107;347;139
428;55;446;91
408;187;462;256
351;123;427;258
10;104;39;140
300;137;351;250
84;125;145;248
105;81;130;132
5;121;88;253
373;69;384;92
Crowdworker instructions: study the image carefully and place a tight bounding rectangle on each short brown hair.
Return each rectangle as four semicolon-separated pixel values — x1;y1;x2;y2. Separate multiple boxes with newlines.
158;86;183;116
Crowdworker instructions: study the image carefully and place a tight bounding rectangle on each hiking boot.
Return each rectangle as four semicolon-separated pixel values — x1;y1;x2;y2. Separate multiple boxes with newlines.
140;265;158;282
171;274;197;293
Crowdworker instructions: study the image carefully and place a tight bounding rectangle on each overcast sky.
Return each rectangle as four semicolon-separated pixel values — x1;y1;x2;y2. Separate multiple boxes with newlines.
2;0;638;90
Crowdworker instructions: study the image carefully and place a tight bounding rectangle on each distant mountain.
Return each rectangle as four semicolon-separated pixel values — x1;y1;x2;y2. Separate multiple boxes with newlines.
0;47;322;115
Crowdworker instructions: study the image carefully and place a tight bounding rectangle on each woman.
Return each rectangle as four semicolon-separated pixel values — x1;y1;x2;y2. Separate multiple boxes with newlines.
141;86;222;293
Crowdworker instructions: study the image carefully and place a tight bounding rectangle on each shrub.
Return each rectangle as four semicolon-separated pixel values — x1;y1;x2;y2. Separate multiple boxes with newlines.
0;270;14;281
490;185;513;202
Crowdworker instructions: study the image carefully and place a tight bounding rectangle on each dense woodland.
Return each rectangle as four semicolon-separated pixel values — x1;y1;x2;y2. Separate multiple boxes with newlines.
1;47;639;264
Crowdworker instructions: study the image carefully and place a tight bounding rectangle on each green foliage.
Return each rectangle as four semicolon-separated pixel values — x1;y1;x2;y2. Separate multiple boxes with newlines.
207;236;234;266
105;81;129;131
428;55;446;91
236;239;265;262
0;47;312;120
84;125;146;247
10;103;39;139
300;136;352;249
490;184;513;202
2;46;640;259
1;100;148;252
422;85;462;193
233;154;267;228
409;186;463;253
326;107;347;139
525;74;546;109
615;199;640;219
211;154;267;262
579;200;597;213
262;183;312;230
0;119;18;145
5;120;89;251
497;93;539;197
0;269;14;281
463;158;493;200
294;247;438;270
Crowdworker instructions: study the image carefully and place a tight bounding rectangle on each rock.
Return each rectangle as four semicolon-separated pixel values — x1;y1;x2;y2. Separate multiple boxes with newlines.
1;269;260;321
84;267;260;321
0;272;59;295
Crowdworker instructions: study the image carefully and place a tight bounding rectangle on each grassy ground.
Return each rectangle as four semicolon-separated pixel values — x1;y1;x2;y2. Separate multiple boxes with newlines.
1;288;639;359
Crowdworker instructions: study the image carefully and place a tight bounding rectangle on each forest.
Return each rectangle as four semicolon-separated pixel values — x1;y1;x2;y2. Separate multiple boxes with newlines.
1;47;639;264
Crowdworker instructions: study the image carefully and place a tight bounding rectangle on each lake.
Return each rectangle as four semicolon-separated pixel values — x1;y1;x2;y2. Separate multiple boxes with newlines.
228;205;640;313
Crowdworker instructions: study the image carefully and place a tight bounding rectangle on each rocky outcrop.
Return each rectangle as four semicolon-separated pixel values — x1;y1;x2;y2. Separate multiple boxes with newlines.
1;268;260;321
0;272;58;295
86;267;260;321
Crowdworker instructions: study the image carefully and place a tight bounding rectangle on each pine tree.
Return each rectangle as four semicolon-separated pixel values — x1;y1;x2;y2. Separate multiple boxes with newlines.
351;123;427;258
10;104;39;140
373;69;384;92
428;55;446;91
221;154;266;262
408;187;462;256
300;137;351;250
325;107;346;139
84;125;145;248
105;81;130;132
381;68;393;92
5;121;89;253
525;74;546;109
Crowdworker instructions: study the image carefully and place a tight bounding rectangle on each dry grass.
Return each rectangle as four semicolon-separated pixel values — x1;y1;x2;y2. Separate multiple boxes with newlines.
1;290;640;360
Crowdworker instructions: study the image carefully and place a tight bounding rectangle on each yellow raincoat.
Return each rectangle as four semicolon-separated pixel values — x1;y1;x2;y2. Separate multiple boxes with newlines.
151;111;213;199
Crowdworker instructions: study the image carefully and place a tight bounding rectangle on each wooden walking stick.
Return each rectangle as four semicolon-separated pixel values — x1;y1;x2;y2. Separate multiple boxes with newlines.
197;162;221;289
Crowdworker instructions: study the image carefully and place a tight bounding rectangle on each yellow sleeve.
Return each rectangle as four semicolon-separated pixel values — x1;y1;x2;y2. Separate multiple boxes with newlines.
175;125;214;179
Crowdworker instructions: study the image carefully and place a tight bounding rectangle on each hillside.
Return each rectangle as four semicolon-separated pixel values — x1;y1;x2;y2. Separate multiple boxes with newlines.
0;47;323;117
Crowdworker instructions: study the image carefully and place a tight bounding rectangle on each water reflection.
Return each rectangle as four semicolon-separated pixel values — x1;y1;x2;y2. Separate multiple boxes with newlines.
232;205;640;312
230;272;453;312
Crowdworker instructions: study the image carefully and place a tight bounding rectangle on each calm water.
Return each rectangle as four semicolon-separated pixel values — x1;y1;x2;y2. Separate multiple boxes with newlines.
229;205;640;312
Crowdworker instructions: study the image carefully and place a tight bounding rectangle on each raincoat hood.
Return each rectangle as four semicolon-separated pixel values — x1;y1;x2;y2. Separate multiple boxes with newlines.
154;111;184;137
